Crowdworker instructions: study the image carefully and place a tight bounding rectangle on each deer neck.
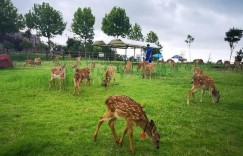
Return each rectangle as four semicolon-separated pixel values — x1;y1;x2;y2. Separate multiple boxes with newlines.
140;120;153;138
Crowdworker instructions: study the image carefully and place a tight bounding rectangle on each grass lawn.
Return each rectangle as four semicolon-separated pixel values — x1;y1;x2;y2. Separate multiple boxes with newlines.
0;60;243;156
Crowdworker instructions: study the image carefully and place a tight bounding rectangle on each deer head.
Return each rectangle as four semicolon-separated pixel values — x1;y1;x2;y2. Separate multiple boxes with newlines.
212;89;220;103
145;120;160;149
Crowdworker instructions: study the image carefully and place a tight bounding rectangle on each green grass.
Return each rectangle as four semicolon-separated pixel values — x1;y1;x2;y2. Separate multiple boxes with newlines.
0;61;243;156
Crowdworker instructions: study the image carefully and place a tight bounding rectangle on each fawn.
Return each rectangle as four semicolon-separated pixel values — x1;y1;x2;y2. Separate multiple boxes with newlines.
49;64;66;90
187;73;220;105
93;95;160;153
103;66;115;87
72;64;91;95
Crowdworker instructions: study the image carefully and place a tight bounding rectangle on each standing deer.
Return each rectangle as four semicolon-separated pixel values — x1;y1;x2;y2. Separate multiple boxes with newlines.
93;95;160;153
72;63;91;95
137;61;149;71
49;64;66;90
123;61;132;73
103;66;115;87
187;73;220;105
142;63;157;79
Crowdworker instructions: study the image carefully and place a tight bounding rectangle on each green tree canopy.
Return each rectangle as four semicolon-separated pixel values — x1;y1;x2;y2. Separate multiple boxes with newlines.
26;2;66;49
224;27;243;61
185;34;195;62
102;7;131;38
128;23;144;41
0;0;24;39
71;7;95;52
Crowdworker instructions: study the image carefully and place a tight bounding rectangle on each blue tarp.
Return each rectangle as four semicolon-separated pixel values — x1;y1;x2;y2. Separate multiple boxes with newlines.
153;53;163;58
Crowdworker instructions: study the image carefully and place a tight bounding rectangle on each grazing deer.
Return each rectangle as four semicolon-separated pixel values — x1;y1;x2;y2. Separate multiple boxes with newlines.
137;61;149;71
124;61;132;73
24;59;34;66
72;64;91;95
193;59;204;65
187;73;220;105
103;66;115;87
216;60;223;64
166;59;175;68
224;61;230;70
234;61;241;70
34;57;41;66
142;63;157;79
49;64;66;90
93;95;160;153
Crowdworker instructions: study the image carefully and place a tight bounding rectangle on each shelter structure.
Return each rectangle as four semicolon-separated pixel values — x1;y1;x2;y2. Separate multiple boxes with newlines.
93;38;161;61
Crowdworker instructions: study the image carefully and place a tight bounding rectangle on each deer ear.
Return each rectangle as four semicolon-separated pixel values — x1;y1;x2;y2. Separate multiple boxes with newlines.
150;120;155;127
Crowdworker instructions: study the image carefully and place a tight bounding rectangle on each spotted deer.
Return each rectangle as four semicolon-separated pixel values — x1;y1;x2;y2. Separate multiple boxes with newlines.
34;57;41;66
24;59;34;66
124;61;132;73
142;63;157;79
223;61;230;70
137;61;149;71
93;95;160;153
72;64;91;95
191;67;204;83
166;59;175;68
49;64;66;90
103;66;115;87
187;73;220;105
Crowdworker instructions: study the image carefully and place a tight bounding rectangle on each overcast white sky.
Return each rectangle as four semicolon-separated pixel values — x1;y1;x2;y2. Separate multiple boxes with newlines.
12;0;243;62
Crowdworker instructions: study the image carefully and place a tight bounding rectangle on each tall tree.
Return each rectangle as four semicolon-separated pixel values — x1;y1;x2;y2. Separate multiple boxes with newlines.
185;34;194;62
224;28;243;62
0;0;24;41
128;23;144;41
26;2;66;50
71;7;95;54
102;7;131;38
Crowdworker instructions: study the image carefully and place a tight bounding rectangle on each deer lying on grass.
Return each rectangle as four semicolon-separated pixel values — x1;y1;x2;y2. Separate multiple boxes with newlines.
93;95;160;153
124;61;132;73
137;61;149;71
103;66;115;87
142;63;157;79
72;64;91;95
187;73;220;105
49;64;66;90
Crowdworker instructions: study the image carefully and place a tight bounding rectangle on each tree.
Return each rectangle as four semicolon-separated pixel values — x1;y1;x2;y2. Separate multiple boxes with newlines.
19;39;32;50
128;23;144;41
185;35;194;62
102;7;131;38
224;28;243;62
0;0;24;41
26;2;66;50
71;7;95;54
235;48;243;62
146;31;162;54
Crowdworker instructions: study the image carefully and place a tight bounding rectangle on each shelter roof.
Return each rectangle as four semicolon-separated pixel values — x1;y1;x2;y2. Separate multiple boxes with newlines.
93;38;161;49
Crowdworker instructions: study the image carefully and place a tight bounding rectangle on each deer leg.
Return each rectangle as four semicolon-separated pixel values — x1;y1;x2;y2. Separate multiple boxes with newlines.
209;88;216;104
200;89;205;103
127;124;135;153
93;111;113;141
187;87;199;105
119;126;128;147
49;77;54;89
108;118;119;144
